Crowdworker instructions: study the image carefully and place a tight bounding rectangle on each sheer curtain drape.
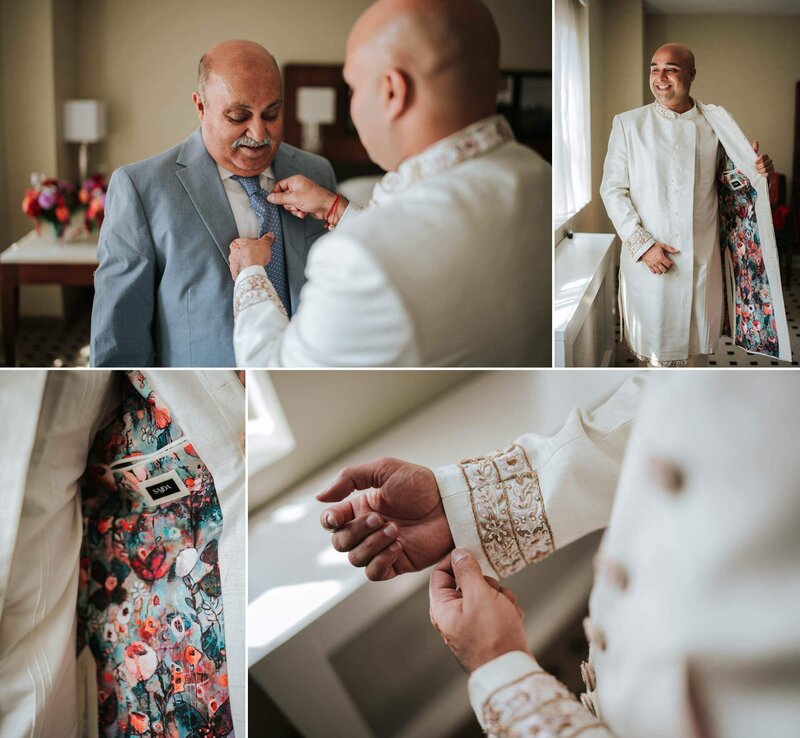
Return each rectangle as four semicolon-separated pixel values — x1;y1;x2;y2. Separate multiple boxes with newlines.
554;0;591;226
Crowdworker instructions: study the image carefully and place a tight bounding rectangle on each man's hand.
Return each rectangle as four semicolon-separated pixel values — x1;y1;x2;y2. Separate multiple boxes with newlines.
229;233;274;280
268;175;348;221
752;140;774;177
429;549;528;674
317;457;454;581
641;241;680;274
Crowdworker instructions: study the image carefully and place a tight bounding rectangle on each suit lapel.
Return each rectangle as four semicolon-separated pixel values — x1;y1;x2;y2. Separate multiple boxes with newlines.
175;129;238;265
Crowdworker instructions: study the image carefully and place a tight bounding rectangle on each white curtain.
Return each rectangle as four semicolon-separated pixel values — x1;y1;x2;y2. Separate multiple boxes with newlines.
554;0;591;226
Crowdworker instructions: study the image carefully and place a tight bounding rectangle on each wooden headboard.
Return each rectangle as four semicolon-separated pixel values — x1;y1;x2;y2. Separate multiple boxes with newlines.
282;63;552;182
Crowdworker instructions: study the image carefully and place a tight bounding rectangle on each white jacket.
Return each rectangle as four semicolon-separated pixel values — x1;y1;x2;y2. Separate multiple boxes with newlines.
435;373;800;737
232;115;552;367
0;371;245;738
601;101;790;364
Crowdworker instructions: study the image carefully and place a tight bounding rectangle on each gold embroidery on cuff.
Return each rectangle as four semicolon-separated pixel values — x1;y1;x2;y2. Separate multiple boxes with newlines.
458;444;553;579
234;274;288;319
483;672;608;738
623;225;653;259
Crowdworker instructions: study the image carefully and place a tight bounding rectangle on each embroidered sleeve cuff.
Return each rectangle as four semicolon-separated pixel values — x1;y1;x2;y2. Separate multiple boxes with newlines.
468;650;543;726
474;658;610;737
434;462;496;578
436;445;555;580
623;226;655;261
233;267;289;320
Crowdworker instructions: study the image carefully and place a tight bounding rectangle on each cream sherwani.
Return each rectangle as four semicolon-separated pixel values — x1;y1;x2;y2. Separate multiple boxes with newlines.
0;372;245;738
434;373;800;736
232;115;552;367
601;101;789;365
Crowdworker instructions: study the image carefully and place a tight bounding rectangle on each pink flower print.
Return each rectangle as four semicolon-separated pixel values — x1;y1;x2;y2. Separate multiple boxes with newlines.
123;642;157;682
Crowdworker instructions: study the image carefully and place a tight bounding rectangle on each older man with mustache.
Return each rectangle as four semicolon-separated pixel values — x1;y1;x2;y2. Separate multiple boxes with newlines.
91;40;335;367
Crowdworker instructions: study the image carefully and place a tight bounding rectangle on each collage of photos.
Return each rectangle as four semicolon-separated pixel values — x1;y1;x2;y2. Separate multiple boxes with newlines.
0;1;798;737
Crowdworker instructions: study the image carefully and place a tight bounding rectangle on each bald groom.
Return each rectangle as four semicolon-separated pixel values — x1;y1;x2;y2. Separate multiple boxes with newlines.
229;0;551;367
90;40;336;366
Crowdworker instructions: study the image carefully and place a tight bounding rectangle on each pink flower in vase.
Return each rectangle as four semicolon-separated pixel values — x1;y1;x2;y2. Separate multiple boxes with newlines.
38;190;56;210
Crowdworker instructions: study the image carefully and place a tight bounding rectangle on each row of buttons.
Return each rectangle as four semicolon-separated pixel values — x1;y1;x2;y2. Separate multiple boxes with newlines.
578;457;687;718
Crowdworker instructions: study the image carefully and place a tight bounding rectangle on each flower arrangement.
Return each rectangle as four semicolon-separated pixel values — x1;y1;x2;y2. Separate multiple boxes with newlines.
79;173;108;232
21;176;78;237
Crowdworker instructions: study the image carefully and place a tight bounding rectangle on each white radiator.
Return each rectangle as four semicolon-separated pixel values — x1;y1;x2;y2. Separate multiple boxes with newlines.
554;232;617;367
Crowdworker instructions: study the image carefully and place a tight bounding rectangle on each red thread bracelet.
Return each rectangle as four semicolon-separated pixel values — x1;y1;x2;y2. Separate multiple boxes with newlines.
325;193;342;230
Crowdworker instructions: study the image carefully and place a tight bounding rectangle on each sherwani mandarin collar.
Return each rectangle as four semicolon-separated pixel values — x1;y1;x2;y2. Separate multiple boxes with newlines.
653;99;698;120
370;115;515;204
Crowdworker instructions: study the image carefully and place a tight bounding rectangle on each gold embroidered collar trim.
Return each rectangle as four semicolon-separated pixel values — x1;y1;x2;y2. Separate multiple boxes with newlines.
654;99;697;120
371;115;515;203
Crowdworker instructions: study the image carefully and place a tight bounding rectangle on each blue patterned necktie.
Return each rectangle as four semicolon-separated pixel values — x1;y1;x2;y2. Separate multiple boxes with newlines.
231;174;291;316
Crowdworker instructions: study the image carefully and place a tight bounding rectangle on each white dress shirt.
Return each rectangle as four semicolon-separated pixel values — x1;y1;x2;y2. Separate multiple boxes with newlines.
217;163;276;237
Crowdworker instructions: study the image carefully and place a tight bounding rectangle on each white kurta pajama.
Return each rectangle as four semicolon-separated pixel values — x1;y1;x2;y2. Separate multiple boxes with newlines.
601;100;790;365
232;115;552;367
433;373;800;736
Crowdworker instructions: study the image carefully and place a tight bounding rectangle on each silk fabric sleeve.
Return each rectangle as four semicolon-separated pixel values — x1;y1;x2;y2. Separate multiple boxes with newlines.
467;651;613;736
433;375;643;579
600;116;655;262
232;229;419;367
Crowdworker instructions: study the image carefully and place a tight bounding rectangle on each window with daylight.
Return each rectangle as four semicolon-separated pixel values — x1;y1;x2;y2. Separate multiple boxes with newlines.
247;372;295;485
554;0;591;230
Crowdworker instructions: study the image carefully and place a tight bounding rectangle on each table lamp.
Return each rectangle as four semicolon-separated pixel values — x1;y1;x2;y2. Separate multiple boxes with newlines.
296;87;336;154
63;99;107;181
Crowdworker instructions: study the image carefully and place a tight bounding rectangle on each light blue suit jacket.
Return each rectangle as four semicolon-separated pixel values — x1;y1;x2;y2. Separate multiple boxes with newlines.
90;128;336;366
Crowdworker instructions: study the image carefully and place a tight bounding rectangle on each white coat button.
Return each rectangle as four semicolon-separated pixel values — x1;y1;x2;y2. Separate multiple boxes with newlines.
583;616;607;651
649;457;684;493
595;556;629;591
581;660;597;691
581;693;598;717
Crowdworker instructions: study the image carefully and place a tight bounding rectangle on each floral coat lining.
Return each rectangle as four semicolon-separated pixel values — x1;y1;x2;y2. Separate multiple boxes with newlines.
78;371;233;737
718;153;780;357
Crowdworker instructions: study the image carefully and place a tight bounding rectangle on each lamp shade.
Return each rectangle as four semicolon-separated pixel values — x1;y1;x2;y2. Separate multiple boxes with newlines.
63;100;107;143
296;87;337;125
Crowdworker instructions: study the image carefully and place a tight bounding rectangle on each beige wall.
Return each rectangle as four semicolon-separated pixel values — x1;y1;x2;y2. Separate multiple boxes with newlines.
1;0;60;244
646;13;800;194
76;0;550;173
252;370;473;509
1;0;74;315
573;0;646;234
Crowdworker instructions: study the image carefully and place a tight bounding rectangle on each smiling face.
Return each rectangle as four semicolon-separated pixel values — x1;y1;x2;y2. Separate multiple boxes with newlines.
193;43;283;177
649;44;696;112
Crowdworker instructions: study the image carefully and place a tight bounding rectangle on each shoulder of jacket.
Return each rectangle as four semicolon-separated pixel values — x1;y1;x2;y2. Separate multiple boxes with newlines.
615;104;653;123
278;142;334;175
119;140;185;181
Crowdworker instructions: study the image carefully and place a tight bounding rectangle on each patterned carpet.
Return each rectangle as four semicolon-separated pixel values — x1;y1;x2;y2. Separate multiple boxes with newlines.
2;313;92;368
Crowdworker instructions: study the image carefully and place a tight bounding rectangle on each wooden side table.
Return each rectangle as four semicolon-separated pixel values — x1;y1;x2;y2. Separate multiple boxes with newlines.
0;227;98;366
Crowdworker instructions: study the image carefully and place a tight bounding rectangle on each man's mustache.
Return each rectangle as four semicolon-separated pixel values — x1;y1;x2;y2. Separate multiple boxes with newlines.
232;135;272;150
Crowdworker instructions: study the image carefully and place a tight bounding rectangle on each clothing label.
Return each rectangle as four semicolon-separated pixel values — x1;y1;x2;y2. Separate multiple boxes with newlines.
138;469;191;506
